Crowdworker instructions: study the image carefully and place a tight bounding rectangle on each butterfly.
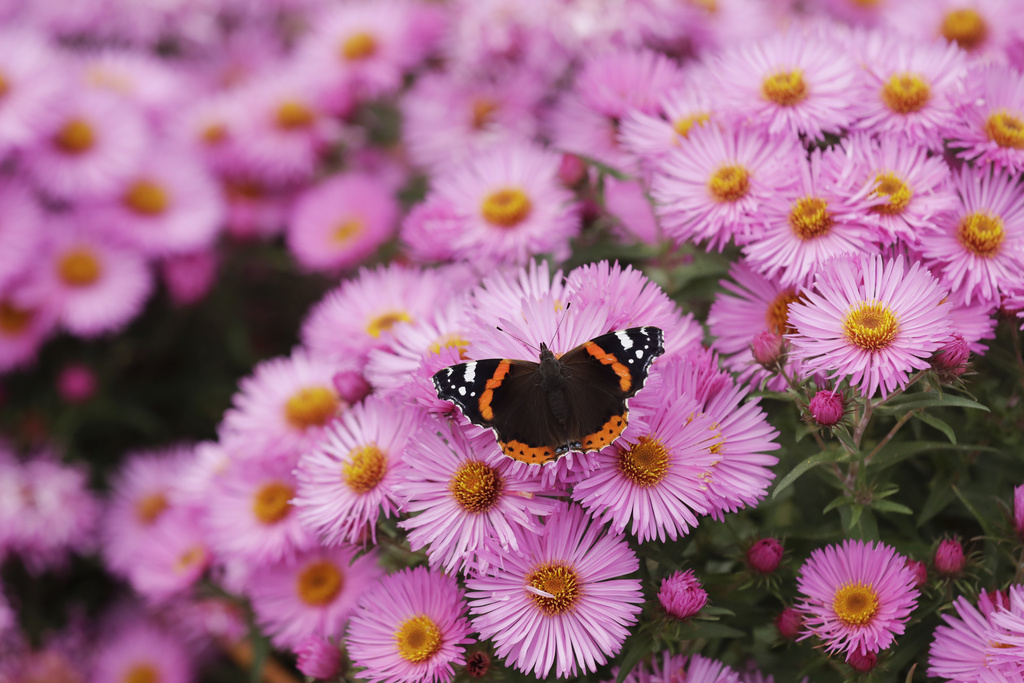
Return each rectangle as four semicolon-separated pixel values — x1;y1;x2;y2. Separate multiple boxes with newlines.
433;327;665;464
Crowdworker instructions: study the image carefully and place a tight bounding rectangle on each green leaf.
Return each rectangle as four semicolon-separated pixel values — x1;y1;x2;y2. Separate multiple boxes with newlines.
912;411;957;443
822;495;850;515
918;472;957;526
870;441;998;470
575;153;633;180
871;498;913;515
832;424;859;454
772;449;845;499
675;620;747;639
614;635;653;683
876;393;989;413
952;485;999;538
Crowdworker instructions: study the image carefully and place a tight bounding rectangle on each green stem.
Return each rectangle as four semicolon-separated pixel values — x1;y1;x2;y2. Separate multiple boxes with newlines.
864;409;918;465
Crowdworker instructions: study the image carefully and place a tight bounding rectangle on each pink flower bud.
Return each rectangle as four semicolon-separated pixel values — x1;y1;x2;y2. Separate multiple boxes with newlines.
751;331;784;368
747;537;784;574
1014;484;1024;542
465;651;491;678
935;538;966;577
774;607;803;640
162;250;218;307
658;569;708;620
558;153;587;187
932;332;970;378
332;370;370;404
294;636;342;680
847;650;877;672
905;559;928;587
808;389;844;427
57;364;97;404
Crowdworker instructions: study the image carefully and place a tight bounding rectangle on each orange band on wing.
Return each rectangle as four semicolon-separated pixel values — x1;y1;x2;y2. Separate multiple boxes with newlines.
581;412;628;451
500;439;558;464
583;342;632;392
478;360;511;421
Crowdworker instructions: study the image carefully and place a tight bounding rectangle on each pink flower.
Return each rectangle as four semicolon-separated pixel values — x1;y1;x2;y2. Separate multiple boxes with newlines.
808;389;845;427
125;507;211;603
466;504;643;679
619;80;716;170
797;539;919;660
161;249;218;307
346;567;475;683
748;538;785;574
0;180;43;291
0;29;64;153
1015;484;1024;541
609;652;741;683
881;0;1019;62
294;637;342;680
775;607;803;640
658;569;709;620
57;363;97;403
932;332;970;378
788;254;952;398
287;171;399;272
905;559;928;587
574;48;685;119
0;284;57;373
947;64;1024;174
928;588;1021;681
89;619;193;683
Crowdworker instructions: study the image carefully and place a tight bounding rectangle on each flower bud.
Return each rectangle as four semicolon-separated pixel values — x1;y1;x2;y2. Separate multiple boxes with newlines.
932;332;969;379
774;607;803;640
1014;484;1024;542
905;559;928;587
658;569;708;620
332;370;370;404
747;537;784;574
808;389;844;427
935;538;966;577
751;331;784;368
465;651;491;678
557;153;587;187
847;650;877;672
57;364;97;404
294;636;342;680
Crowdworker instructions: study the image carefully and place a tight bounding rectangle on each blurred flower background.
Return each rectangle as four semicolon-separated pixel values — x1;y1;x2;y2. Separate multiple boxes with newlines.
2;0;1024;682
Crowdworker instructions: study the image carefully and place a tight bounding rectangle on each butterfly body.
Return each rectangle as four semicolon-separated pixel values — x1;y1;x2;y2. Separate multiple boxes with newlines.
433;327;665;465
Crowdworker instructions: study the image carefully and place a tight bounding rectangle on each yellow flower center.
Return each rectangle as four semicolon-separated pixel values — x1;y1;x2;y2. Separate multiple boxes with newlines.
761;69;808;107
123;663;161;683
833;581;880;626
201;123;227;146
296;560;344;606
174;545;207;574
788;197;833;239
471;97;499;130
881;73;931;115
766;288;801;335
842;301;899;351
870;172;913;215
449;460;503;512
394;614;443;663
332;218;364;245
0;73;9;99
428;334;470;358
341;32;378;61
57;248;102;287
481;187;532;228
672;113;711;138
275;101;315;130
0;301;33;335
941;8;988;51
284;386;340;430
135;492;169;525
366;310;412;338
53;118;95;155
957;211;1005;258
616;436;670;488
123;179;170;216
344;444;387;494
984;110;1024;150
527;562;582;615
252;481;294;524
707;164;750;203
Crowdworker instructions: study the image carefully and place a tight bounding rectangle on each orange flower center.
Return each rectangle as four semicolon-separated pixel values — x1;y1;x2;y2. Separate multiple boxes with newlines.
957;211;1004;258
344;444;387;494
617;436;670;488
394;614;443;663
122;663;161;683
527;562;582;615
284;386;340;429
0;301;33;335
296;560;344;606
449;460;503;512
766;288;801;335
941;8;987;51
842;301;899;351
707;164;750;203
881;73;931;115
341;32;378;61
481;188;532;228
761;69;807;107
833;581;879;626
788;197;833;239
984;110;1024;150
870;172;912;215
53;118;95;155
366;310;412;337
124;179;169;216
252;481;294;524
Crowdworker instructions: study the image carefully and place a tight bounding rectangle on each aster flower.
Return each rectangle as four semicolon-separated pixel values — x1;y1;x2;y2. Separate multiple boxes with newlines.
24;88;148;199
397;419;559;573
788;254;952;398
0;29;64;153
882;0;1018;61
219;348;345;463
294;637;342;680
89;619;193;683
797;539;919;660
346;567;475;683
247;545;383;649
849;32;968;148
607;652;741;683
742;147;881;287
205;457;317;565
619;81;716;170
125;507;211;603
406;141;580;268
658;570;709;620
602;177;663;244
32;220;153;338
292;394;417;545
985;585;1024;673
651;123;802;251
830;132;957;246
947;64;1024;174
76;49;187;122
287;171;399;273
93;146;223;257
928;588;1021;681
466;503;643;679
547;92;638;175
0;180;43;290
162;249;219;307
711;26;858;139
919;166;1024;307
0;283;57;373
574;48;685;119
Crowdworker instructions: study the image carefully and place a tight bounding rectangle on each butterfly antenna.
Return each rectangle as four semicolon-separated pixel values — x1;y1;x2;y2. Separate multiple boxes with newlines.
495;325;539;352
551;301;571;347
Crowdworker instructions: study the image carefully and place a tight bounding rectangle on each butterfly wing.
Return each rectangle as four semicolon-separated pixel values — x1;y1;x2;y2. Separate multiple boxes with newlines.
557;326;665;452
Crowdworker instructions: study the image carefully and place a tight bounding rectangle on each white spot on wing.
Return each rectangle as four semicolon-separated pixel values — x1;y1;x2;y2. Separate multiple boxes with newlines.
464;362;476;384
459;386;466;396
635;349;643;358
616;329;634;350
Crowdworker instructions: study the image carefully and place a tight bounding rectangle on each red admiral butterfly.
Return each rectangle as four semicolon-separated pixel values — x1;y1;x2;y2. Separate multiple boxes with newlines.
433;327;665;464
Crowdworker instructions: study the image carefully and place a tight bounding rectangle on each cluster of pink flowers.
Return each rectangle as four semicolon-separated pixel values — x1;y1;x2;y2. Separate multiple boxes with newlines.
2;0;1024;681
